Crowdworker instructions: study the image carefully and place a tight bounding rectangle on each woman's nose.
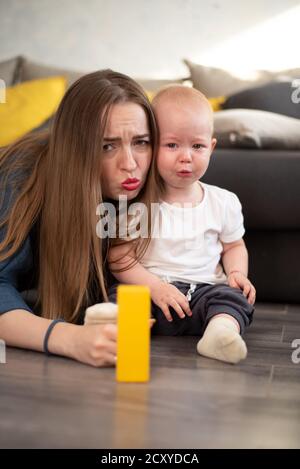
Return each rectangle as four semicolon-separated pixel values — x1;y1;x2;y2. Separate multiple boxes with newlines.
119;147;138;172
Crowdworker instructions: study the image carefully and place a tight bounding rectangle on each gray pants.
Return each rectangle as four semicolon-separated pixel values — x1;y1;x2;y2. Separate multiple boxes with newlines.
108;281;254;337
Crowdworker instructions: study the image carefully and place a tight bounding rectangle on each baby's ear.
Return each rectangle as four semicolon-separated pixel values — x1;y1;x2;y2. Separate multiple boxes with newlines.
211;137;217;152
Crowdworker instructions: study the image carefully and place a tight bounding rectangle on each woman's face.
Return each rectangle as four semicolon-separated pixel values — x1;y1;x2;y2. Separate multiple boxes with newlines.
101;102;152;200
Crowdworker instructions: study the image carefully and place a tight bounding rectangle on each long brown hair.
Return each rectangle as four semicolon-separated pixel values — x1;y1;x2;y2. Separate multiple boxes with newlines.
0;69;159;322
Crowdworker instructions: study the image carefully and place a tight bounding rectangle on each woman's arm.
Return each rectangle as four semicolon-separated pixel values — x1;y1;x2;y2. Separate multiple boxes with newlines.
0;309;117;366
0;309;59;351
0;238;117;367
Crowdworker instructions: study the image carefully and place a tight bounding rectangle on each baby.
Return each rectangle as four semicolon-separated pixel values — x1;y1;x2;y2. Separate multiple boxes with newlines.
108;85;255;364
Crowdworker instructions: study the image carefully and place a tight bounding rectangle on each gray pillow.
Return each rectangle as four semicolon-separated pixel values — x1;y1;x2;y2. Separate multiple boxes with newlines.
184;59;300;98
18;59;183;92
0;56;22;86
223;81;300;119
135;77;188;92
214;109;300;150
18;57;84;87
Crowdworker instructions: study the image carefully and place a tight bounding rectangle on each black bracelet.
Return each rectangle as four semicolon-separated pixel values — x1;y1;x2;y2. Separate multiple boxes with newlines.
43;319;66;356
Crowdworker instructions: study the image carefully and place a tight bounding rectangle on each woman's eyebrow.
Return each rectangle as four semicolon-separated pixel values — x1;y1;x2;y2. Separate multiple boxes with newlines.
133;134;150;139
103;137;120;142
103;133;150;142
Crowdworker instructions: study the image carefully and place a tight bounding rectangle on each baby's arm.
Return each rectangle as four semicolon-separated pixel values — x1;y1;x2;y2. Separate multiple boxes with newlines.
221;239;256;305
109;244;192;321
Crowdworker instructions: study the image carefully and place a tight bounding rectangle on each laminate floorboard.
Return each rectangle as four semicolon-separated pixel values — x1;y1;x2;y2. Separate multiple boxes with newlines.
0;302;299;448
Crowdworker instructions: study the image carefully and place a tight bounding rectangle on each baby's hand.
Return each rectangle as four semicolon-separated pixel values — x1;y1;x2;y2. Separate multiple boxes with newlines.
150;281;193;322
227;271;256;305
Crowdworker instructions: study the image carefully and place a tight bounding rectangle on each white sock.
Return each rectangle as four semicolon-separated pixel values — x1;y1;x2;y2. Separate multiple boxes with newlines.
197;315;247;364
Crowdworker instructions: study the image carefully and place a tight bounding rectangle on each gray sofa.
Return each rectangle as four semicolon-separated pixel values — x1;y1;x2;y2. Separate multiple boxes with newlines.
203;148;300;302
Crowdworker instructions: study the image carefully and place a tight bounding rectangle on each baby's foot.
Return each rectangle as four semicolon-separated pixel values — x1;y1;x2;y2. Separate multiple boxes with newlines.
197;316;247;364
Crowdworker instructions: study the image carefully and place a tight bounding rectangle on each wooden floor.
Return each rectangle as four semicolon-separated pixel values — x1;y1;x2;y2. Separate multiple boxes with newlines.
0;302;300;449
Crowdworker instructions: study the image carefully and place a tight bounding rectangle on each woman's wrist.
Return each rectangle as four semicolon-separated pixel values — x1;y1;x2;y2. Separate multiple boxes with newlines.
46;320;79;358
43;319;66;355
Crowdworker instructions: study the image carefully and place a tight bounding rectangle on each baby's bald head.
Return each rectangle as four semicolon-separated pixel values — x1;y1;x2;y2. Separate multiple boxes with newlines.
152;85;214;135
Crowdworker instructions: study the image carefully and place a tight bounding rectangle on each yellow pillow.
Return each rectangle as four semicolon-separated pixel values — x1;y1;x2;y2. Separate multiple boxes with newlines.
145;90;155;102
209;96;226;112
0;76;67;147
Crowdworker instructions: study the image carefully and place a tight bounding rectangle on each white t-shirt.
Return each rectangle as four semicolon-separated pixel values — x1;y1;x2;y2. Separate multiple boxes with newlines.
141;182;245;285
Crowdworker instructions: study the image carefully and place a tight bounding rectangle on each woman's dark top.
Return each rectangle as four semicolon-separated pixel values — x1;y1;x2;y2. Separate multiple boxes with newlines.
0;166;38;315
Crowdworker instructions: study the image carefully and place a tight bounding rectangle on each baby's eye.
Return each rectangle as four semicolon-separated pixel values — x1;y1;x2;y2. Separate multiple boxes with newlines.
166;143;178;149
103;143;114;152
193;143;206;150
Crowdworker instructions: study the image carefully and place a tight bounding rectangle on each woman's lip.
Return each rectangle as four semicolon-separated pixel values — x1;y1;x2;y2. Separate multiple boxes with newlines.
122;178;139;184
121;180;141;191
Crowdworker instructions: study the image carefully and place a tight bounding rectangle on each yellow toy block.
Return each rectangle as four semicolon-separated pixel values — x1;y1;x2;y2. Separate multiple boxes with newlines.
116;285;150;382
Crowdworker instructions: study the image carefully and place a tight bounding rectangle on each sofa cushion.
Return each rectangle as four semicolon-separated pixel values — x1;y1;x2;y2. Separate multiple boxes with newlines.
222;81;300;119
136;77;187;92
0;56;23;86
213;109;300;150
245;230;300;302
0;76;66;147
19;57;83;87
184;59;300;97
19;59;186;94
136;78;190;102
202;148;300;230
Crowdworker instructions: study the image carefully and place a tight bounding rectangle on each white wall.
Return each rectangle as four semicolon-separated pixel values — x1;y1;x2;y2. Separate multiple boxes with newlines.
0;0;299;78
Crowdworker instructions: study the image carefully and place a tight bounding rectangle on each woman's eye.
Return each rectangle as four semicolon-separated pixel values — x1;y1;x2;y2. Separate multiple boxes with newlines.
134;139;150;146
103;143;114;152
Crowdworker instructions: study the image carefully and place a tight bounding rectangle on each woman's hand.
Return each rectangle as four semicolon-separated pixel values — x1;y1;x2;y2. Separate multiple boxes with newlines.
227;271;256;305
150;281;192;322
68;323;117;367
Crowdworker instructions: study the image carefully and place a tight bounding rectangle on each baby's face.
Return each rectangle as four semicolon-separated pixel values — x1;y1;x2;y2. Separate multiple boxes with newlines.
155;98;216;190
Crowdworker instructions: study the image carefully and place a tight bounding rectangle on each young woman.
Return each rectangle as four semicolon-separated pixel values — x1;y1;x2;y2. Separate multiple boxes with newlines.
0;69;158;367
